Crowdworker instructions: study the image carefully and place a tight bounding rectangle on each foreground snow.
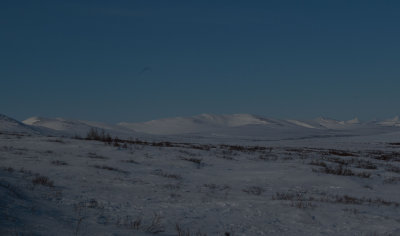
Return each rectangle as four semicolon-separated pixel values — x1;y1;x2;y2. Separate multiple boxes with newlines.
1;129;400;235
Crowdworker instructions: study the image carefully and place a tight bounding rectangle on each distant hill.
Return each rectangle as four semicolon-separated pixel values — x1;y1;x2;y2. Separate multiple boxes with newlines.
0;114;42;135
0;113;399;140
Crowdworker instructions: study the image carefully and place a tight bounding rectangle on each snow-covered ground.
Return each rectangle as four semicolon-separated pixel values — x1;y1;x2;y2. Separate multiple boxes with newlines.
1;113;400;235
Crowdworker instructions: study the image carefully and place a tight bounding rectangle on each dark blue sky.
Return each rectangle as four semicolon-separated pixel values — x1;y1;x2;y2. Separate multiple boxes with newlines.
1;1;400;123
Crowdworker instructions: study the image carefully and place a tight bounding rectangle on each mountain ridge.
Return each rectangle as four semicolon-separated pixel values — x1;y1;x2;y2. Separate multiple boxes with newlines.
2;113;400;138
20;113;400;136
0;113;40;135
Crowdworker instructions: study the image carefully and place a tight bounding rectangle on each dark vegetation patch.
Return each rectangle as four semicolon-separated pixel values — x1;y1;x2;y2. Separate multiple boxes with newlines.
309;160;328;168
115;213;166;234
47;139;65;144
0;146;16;152
367;150;400;162
355;161;377;170
272;191;308;201
85;128;113;143
342;208;360;214
383;177;400;184
258;153;278;161
79;129;278;154
322;156;354;165
385;164;400;173
176;224;208;236
289;201;316;209
164;184;181;190
272;191;399;207
242;186;265;196
121;159;139;164
88;152;108;159
75;198;104;210
334;195;399;206
285;147;400;165
203;183;230;191
215;150;237;160
326;149;358;157
115;215;142;230
32;175;54;187
388;142;400;146
153;169;182;180
145;213;165;234
272;190;315;208
312;165;371;178
2;166;15;172
180;157;203;168
219;144;269;153
19;167;33;175
178;150;200;157
0;132;28;137
285;148;315;154
315;156;378;170
2;167;58;196
51;160;68;166
93;165;128;174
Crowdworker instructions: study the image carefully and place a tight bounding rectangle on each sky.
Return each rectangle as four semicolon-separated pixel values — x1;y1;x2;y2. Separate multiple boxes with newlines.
1;0;400;123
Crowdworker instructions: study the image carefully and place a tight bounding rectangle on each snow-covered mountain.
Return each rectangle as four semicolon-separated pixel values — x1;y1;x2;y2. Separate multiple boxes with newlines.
23;116;137;138
378;116;400;127
1;113;399;140
0;114;40;135
24;117;93;133
118;114;370;136
119;114;280;135
304;117;362;130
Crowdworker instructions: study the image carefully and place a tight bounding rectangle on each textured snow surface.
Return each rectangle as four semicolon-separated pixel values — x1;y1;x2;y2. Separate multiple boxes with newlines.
1;113;400;235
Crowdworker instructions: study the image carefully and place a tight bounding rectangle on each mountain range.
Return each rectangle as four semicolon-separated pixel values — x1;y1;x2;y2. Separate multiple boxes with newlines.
1;113;400;140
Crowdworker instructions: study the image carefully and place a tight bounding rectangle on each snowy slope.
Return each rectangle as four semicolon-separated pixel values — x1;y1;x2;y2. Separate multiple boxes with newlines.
305;117;362;130
1;127;400;235
23;116;138;138
0;114;40;135
118;114;398;139
2;113;400;235
118;114;274;135
378;116;400;127
118;113;327;136
118;114;368;136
